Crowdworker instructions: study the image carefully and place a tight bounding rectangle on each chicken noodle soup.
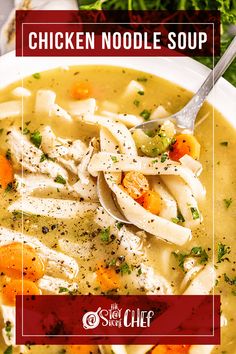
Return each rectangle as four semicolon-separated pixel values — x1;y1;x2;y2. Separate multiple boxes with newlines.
0;66;235;354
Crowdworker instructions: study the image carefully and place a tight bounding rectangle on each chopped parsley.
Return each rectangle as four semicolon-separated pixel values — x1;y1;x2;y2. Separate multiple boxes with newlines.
111;156;118;163
5;149;11;161
137;267;142;276
133;99;140;107
137;77;147;82
40;154;47;163
5;321;12;340
32;72;41;79
59;287;69;293
140;109;151;121
173;246;209;272
161;152;168;163
137;90;144;96
190;207;200;220
120;262;131;275
23;127;30;135
217;243;231;263
5;183;13;193
223;198;232;209
220;141;228;146
54;175;66;185
4;346;13;354
116;222;124;230
171;211;185;224
100;227;110;243
224;273;236;286
30;131;42;148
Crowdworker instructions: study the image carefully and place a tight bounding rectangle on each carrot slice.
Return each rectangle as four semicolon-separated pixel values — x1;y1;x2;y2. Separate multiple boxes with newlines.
0;242;45;281
151;345;191;354
122;171;149;199
0;154;14;190
96;263;120;292
2;279;41;306
137;190;161;215
71;82;92;100
67;345;99;354
169;134;200;161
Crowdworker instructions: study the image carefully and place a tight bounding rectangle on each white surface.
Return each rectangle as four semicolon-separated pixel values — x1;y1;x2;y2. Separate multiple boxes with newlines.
0;52;235;127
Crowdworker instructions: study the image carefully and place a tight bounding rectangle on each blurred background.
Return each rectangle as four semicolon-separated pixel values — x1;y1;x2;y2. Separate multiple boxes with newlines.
0;0;235;86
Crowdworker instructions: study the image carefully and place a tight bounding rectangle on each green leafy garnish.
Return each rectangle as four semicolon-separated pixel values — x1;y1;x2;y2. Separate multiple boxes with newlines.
217;243;231;263
133;99;140;107
116;222;124;230
120;262;131;275
220;141;228;146
100;227;110;243
137;77;148;82
140;109;151;121
4;346;13;354
59;287;69;293
5;183;13;193
54;175;66;185
161;152;168;163
5;321;12;340
30;131;42;148
137;90;144;96
223;198;232;209
23;127;30;135
5;149;11;161
32;73;41;79
224;273;236;286
190;207;200;220
111;156;118;163
40;154;47;163
173;246;209;272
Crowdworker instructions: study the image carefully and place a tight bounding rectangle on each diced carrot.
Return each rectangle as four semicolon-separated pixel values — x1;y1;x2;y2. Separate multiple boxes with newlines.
71;81;92;100
67;345;99;354
0;242;45;281
137;190;161;215
122;171;149;199
96;263;120;292
0;154;14;190
169;134;200;161
2;279;41;306
151;345;191;354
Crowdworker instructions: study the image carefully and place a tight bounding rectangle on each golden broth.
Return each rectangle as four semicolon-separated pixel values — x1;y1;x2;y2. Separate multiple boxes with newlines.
0;66;235;354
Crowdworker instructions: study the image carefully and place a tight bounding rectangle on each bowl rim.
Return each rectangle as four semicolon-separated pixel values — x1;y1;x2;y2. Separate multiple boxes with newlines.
0;51;236;127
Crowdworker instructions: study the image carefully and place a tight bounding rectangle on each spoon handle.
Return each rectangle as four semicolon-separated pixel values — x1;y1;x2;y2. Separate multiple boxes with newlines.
176;36;236;131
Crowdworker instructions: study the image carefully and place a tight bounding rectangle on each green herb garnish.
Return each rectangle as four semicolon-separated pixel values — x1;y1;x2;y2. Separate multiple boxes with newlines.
120;262;131;275
54;175;66;185
32;73;41;79
116;222;124;230
133;99;140;107
4;346;13;354
190;207;200;220
223;198;232;209
100;227;110;243
140;109;151;121
217;243;231;263
173;246;208;272
220;141;228;146
137;90;144;96
161;152;168;163
111;156;118;163
30;131;42;148
137;77;148;82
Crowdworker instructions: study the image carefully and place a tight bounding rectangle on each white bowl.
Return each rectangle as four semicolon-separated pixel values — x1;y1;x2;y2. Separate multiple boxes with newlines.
0;51;236;127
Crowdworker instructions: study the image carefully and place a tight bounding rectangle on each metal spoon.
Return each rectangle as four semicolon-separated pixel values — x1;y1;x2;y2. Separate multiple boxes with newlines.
98;36;236;223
